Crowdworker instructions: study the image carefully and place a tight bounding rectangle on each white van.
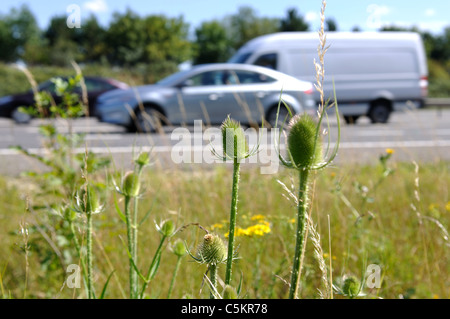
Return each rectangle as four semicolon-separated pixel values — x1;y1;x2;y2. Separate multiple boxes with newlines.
229;32;428;123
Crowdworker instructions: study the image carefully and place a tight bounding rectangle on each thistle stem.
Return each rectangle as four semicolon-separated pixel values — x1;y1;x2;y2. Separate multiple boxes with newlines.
132;197;139;296
86;212;94;299
289;169;310;299
167;256;182;299
225;157;240;286
124;196;136;298
209;265;218;299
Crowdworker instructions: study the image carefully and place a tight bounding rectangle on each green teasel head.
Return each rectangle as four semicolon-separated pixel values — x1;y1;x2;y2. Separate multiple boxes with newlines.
221;116;248;160
75;184;103;215
122;171;141;197
156;219;176;237
172;239;187;257
194;233;227;266
286;113;323;169
342;276;361;298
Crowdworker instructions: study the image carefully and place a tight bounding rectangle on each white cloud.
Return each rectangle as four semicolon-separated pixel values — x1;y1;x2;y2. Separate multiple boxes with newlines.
366;4;392;29
424;8;436;17
83;0;108;13
304;11;319;23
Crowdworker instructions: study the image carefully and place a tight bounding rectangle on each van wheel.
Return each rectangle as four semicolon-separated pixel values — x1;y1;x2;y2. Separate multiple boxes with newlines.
344;115;359;125
368;102;391;123
11;107;32;124
133;106;164;133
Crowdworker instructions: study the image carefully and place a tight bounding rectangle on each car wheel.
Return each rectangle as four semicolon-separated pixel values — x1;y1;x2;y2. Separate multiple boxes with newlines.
134;107;163;133
368;102;391;123
11;107;32;124
344;115;359;125
267;105;291;128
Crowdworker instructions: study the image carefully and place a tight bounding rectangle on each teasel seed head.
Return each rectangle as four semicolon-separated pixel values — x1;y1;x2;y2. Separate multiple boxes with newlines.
172;239;187;257
196;233;227;266
122;171;140;197
287;113;323;169
157;219;176;237
221;116;247;160
135;151;151;169
76;184;103;215
342;276;360;298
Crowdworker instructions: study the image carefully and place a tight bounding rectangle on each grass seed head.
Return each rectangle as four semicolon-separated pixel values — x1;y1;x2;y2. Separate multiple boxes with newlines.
287;113;323;169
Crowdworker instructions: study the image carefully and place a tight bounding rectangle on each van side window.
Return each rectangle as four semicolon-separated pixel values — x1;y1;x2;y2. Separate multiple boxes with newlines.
254;53;277;70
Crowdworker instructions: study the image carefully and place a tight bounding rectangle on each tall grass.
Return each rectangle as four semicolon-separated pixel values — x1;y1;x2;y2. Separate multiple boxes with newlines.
0;160;448;298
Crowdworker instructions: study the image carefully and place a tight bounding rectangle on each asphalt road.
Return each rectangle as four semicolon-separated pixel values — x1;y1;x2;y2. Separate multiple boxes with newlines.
0;108;449;175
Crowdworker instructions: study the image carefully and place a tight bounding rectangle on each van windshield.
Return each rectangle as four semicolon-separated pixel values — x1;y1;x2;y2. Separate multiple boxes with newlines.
228;52;253;64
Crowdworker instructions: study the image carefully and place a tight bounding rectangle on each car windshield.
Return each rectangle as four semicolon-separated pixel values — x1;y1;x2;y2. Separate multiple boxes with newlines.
156;69;192;86
228;51;253;64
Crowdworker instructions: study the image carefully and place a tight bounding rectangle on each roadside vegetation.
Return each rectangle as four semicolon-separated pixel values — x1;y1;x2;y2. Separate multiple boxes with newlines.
0;1;448;300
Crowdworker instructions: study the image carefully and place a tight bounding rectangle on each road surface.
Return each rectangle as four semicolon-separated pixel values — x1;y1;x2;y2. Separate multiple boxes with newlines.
0;108;448;175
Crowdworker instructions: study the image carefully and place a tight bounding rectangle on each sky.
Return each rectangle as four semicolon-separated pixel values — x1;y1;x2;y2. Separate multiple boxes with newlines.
1;0;449;35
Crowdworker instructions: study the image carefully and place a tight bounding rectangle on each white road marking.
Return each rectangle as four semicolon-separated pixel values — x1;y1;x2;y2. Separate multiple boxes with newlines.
1;139;449;156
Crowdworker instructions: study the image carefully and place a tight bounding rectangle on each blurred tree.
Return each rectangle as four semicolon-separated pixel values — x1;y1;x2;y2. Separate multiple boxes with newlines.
0;4;40;62
280;8;309;32
104;9;144;65
225;6;279;51
0;19;17;62
193;20;230;64
325;18;338;31
78;15;107;63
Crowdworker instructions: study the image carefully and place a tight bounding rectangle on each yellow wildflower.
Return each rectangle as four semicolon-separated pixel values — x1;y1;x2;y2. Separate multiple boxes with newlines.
446;202;450;212
250;214;266;221
385;148;394;155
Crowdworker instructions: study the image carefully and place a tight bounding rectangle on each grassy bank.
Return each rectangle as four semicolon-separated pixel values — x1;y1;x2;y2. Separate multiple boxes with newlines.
0;159;448;299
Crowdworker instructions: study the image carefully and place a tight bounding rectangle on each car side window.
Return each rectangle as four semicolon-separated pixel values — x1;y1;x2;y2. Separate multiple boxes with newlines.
253;53;278;70
187;71;226;86
225;70;276;85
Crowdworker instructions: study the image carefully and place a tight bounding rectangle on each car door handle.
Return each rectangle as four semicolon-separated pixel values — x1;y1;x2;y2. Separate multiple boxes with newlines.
256;91;267;99
209;93;221;101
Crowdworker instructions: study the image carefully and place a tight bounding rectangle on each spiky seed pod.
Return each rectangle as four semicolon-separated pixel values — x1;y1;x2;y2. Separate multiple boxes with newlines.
172;239;187;257
122;171;140;197
287;114;323;168
76;185;102;215
135;152;151;168
221;116;247;160
196;233;227;266
343;276;360;298
159;220;175;237
223;285;238;299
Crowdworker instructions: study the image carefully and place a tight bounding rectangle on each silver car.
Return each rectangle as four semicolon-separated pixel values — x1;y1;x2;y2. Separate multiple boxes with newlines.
95;63;315;132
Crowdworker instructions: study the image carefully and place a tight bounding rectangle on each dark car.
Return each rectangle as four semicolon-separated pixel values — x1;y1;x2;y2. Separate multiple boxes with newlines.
0;76;129;123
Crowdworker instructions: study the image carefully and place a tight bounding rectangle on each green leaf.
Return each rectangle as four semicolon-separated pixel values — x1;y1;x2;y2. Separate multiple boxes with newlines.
99;270;115;299
113;191;126;223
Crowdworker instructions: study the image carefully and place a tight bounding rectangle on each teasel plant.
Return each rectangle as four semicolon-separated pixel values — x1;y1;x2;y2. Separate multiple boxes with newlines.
185;225;228;299
274;0;341;299
72;183;104;299
211;115;260;288
112;151;151;298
